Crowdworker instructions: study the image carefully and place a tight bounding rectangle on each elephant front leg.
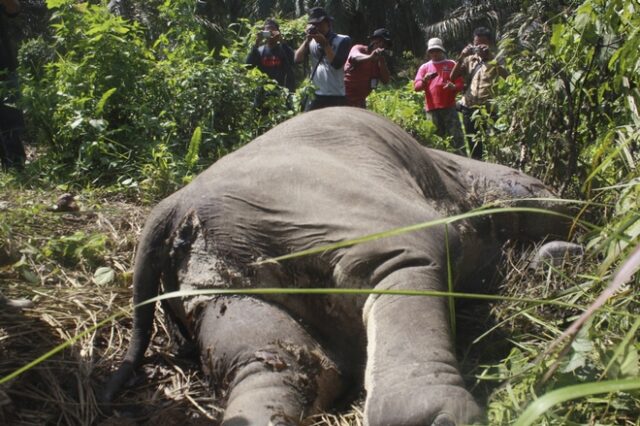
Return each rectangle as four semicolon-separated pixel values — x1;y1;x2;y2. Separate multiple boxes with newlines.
196;296;343;425
363;267;481;426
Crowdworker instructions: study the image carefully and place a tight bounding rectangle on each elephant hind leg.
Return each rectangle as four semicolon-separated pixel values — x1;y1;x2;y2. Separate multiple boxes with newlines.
196;296;344;425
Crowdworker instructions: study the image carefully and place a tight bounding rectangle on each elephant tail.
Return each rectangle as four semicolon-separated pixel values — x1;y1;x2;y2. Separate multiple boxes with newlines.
101;202;176;404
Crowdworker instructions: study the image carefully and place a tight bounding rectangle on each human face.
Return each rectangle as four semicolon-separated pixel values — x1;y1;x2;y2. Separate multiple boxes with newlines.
428;49;445;61
472;35;492;59
369;37;387;51
315;19;330;36
473;35;491;46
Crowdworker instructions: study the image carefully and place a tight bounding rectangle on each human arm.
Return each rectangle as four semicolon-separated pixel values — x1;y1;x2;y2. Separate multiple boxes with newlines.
443;61;465;92
450;45;474;80
413;64;436;92
1;0;20;15
294;34;311;64
315;34;350;69
350;47;383;64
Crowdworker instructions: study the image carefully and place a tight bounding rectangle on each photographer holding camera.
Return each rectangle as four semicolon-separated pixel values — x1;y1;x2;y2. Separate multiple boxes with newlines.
294;7;351;111
414;38;465;155
343;28;392;109
450;27;508;159
246;18;295;92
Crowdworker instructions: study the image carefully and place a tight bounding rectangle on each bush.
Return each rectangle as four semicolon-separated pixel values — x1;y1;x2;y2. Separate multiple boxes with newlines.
18;0;294;197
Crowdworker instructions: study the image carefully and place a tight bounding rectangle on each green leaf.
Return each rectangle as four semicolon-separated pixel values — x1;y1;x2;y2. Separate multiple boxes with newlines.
550;24;565;49
96;88;117;115
93;266;115;286
514;378;640;426
20;269;40;284
560;324;593;373
185;126;202;170
46;0;71;9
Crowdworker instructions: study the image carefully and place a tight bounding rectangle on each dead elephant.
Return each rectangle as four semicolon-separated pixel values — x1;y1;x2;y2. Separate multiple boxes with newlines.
103;107;572;425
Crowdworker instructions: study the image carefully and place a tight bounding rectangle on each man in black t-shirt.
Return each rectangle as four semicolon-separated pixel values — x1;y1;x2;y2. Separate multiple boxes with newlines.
246;18;295;92
0;0;26;170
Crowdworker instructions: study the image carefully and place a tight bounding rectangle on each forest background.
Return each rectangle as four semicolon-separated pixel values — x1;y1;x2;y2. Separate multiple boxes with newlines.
0;0;638;425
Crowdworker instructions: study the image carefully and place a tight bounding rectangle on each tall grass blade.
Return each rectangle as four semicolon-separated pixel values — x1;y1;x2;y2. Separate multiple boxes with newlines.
513;378;640;426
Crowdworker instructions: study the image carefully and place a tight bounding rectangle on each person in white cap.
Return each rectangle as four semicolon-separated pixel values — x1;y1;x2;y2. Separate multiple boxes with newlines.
414;37;465;155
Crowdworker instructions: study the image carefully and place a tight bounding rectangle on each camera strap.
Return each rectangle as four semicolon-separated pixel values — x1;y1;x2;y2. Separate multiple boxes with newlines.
309;45;325;81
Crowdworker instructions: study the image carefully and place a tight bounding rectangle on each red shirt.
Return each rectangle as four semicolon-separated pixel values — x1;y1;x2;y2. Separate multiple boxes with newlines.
344;45;383;107
414;59;464;111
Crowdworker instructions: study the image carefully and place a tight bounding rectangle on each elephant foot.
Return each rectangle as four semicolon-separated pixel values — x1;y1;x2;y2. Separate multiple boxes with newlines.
364;383;481;426
197;297;344;425
432;413;459;426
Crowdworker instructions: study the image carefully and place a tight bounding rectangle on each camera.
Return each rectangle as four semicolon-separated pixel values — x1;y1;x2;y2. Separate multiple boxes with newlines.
306;25;318;35
260;30;272;38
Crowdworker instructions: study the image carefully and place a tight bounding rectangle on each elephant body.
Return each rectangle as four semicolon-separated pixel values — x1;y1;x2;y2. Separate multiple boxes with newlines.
105;107;569;425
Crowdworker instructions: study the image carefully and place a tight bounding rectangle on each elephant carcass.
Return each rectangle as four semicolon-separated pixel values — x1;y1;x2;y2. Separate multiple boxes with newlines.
104;107;570;425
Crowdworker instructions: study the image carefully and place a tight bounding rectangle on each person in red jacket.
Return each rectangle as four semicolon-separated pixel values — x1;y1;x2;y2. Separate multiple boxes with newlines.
344;28;391;108
414;38;465;155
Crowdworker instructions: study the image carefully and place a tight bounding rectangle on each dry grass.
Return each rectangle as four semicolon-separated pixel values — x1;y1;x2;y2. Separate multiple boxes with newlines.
0;189;219;425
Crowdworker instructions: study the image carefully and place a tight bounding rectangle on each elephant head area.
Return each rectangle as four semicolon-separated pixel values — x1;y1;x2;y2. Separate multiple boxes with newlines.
0;184;591;425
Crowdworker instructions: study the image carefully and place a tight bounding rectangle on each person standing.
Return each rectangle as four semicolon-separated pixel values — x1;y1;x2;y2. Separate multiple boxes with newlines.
414;37;465;155
343;28;391;108
0;0;26;170
450;27;508;159
246;18;296;92
294;7;351;111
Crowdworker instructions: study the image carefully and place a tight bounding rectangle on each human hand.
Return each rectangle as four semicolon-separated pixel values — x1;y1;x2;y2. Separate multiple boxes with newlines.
305;24;319;42
475;44;492;59
271;31;282;43
443;81;456;90
460;44;475;58
423;71;437;82
313;33;328;48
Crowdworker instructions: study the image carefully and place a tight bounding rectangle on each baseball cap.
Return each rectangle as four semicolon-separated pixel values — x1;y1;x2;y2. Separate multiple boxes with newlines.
307;7;332;24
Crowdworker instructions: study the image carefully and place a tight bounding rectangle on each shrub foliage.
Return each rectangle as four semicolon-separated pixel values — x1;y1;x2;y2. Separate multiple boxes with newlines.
19;0;294;194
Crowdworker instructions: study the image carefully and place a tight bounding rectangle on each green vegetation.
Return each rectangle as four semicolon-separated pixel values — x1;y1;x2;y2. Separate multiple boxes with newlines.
1;0;638;425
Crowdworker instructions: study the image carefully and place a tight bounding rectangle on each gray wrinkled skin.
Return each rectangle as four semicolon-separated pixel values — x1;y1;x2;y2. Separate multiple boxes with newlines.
104;107;570;425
